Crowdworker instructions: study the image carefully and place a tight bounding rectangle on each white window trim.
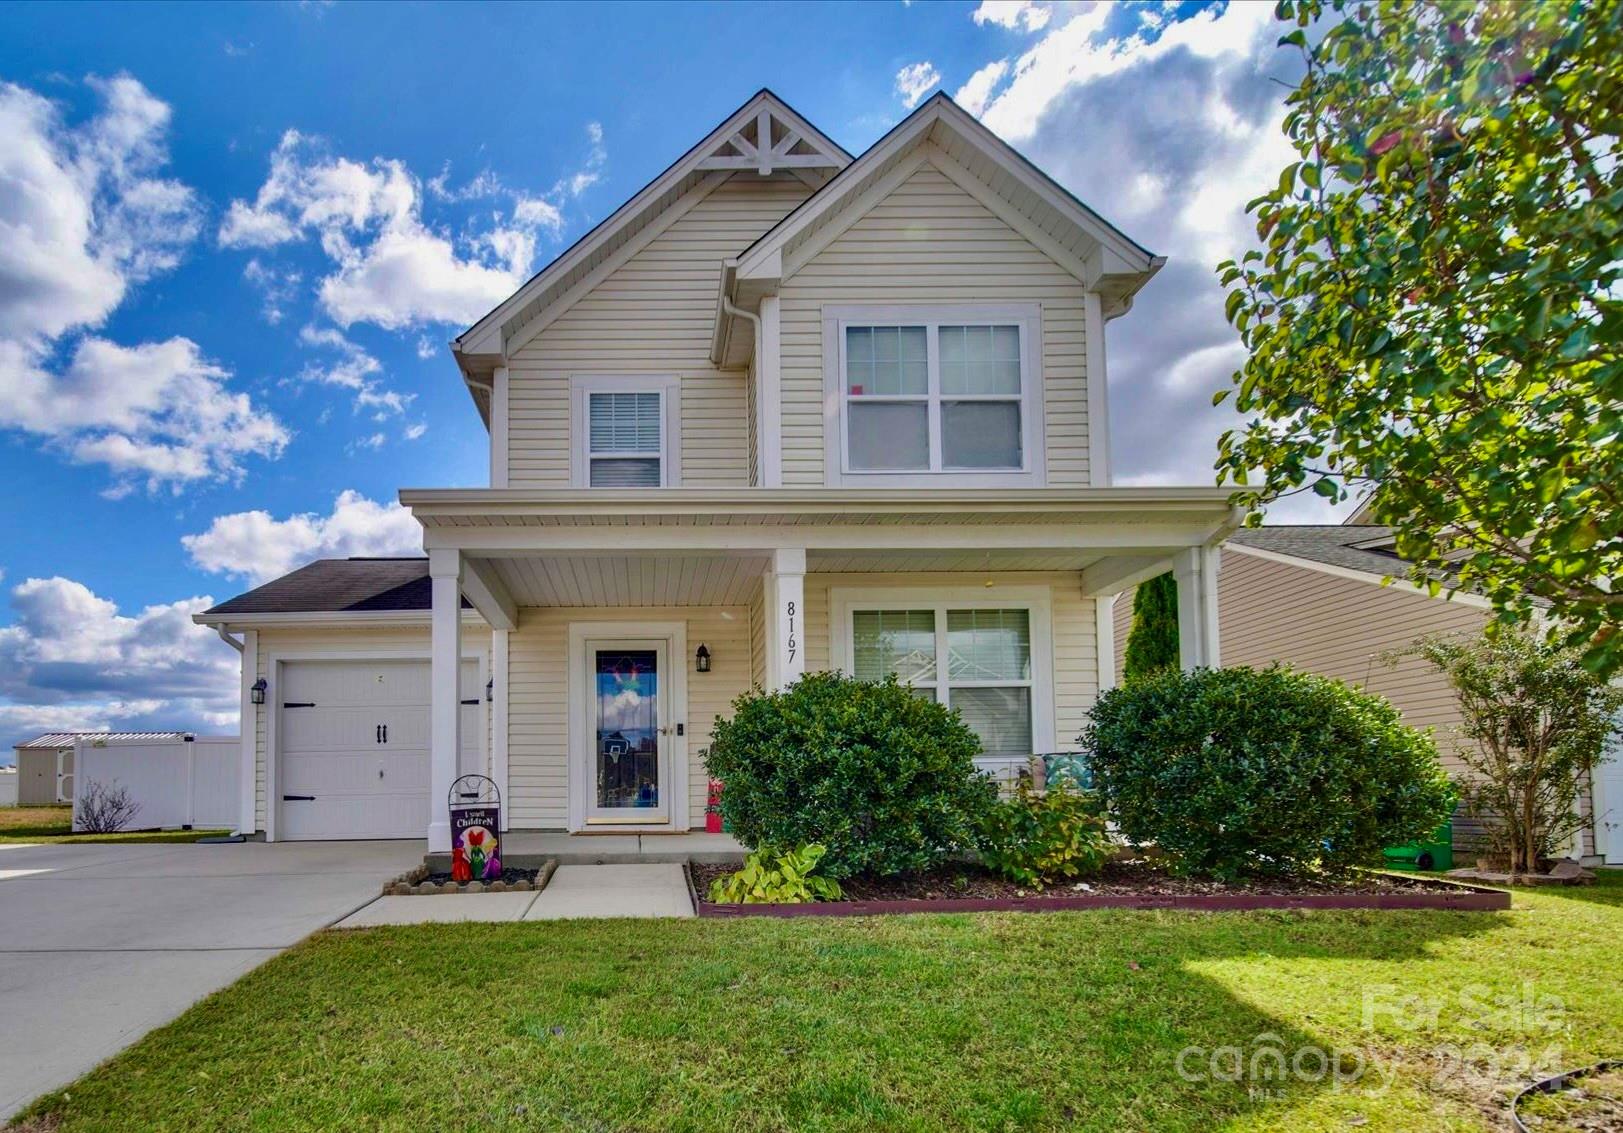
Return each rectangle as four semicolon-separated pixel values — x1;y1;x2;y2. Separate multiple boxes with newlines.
828;585;1056;753
820;304;1046;488
569;374;682;488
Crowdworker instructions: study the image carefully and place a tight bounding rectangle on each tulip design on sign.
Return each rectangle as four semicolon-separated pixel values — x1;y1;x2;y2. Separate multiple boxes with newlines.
450;811;501;882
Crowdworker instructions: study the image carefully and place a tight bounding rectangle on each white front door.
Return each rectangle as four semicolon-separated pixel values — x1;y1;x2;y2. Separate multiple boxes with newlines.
277;658;481;841
584;639;671;826
1597;715;1623;864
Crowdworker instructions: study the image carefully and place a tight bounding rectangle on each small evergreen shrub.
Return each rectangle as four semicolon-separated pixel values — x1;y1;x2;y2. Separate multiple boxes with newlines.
978;781;1110;888
1122;572;1179;682
706;672;998;879
1084;665;1453;879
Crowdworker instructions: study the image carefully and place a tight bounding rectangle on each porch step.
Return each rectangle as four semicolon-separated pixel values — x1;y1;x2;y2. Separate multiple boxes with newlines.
427;831;745;873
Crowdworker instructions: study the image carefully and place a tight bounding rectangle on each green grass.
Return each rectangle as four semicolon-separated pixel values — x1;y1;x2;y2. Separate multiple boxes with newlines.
14;876;1622;1133
0;805;228;844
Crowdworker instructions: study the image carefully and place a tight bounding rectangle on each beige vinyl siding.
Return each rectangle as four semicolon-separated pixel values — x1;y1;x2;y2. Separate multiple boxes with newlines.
748;582;767;690
252;624;493;833
506;174;810;488
1110;552;1604;856
777;157;1092;486
802;571;1100;754
1217;551;1489;771
507;606;751;830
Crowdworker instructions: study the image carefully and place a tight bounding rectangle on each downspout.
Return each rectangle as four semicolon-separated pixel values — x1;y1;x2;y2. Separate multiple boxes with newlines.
215;625;244;653
721;294;761;362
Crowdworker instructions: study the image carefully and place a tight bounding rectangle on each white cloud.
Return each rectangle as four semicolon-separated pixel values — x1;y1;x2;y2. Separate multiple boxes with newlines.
952;1;1339;517
972;1;1050;32
0;576;240;750
242;257;301;324
182;489;423;585
414;334;438;360
294;324;411;417
402;422;427;441
218;124;605;332
955;60;1010;117
0;75;283;493
0;335;288;494
895;62;942;109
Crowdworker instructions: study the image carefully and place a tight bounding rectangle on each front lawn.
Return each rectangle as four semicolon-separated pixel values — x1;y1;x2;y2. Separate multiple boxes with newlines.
0;805;228;845
14;876;1621;1133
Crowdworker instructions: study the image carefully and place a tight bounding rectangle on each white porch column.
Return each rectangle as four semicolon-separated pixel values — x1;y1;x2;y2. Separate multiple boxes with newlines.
491;627;509;832
428;548;463;852
238;628;258;835
1172;545;1221;671
757;295;783;487
763;547;806;690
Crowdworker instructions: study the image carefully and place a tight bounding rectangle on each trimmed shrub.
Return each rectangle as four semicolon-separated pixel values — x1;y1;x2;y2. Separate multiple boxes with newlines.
1084;665;1453;879
706;672;998;879
978;781;1110;888
707;844;844;904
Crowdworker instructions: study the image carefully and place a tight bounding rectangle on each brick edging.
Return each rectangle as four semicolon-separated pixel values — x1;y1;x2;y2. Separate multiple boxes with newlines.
695;878;1510;918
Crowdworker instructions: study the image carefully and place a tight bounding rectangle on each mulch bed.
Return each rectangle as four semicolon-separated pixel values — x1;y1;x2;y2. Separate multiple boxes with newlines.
382;859;557;896
690;859;1509;917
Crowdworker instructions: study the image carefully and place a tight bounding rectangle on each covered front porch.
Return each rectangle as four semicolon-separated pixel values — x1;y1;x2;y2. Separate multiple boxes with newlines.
403;487;1240;852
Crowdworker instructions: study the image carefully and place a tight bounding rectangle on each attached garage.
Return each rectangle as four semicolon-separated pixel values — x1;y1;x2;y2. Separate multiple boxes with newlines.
275;658;483;841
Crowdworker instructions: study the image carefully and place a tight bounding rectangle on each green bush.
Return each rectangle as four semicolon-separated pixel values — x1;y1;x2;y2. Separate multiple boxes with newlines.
707;843;844;904
978;781;1110;888
1084;665;1454;879
706;672;998;879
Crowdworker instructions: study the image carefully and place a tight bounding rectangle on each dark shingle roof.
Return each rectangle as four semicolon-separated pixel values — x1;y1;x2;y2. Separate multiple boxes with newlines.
202;558;468;616
1227;526;1404;578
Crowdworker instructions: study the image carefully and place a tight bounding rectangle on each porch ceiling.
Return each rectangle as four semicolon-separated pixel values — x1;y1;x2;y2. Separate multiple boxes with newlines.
484;554;769;607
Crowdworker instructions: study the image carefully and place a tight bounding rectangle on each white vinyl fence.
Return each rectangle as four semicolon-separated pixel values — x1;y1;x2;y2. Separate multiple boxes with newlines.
0;770;16;808
72;735;240;832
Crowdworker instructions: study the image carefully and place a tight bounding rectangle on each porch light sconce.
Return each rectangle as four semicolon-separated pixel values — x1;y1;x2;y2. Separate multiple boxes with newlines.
695;644;712;673
250;678;267;706
485;677;494;702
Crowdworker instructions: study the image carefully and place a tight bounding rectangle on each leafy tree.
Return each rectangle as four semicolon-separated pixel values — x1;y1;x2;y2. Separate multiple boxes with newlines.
1216;0;1623;675
1407;629;1623;875
1122;572;1179;682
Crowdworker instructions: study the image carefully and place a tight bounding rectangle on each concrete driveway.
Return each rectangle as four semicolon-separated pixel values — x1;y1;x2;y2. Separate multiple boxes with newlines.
0;838;421;1120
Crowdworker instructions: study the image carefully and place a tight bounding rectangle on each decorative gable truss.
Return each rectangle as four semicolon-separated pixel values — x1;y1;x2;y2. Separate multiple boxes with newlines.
696;104;845;184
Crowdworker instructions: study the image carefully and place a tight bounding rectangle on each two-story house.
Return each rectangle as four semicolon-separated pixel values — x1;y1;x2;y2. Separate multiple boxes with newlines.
196;91;1238;850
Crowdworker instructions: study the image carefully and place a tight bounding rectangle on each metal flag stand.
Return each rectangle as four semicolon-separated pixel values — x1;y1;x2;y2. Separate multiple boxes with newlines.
448;774;502;884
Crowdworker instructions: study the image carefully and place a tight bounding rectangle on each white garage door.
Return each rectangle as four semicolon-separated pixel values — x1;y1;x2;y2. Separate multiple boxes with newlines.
278;659;482;841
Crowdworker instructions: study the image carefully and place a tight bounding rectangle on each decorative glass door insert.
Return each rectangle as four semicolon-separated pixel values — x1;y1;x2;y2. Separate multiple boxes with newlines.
590;644;667;821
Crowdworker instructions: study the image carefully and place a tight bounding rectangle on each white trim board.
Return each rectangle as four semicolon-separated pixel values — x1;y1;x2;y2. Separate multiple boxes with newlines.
565;620;689;834
819;303;1046;489
568;373;682;488
827;584;1057;753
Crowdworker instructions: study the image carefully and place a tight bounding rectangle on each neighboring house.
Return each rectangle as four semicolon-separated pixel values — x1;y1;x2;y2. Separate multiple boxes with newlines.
1110;526;1620;866
194;90;1237;849
11;733;194;807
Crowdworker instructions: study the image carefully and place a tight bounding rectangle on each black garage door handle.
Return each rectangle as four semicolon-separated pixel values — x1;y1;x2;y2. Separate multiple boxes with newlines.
282;794;315;802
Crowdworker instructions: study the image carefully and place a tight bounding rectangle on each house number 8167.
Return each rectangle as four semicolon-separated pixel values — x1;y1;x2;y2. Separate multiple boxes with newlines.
785;600;797;663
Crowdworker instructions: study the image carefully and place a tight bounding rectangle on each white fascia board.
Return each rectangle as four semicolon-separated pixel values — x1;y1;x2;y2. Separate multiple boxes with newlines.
459;92;847;358
1223;542;1499;612
191;610;489;629
732;94;1157;291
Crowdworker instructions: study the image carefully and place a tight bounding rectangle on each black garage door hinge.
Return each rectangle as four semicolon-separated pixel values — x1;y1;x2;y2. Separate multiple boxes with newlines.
283;702;316;709
281;794;315;801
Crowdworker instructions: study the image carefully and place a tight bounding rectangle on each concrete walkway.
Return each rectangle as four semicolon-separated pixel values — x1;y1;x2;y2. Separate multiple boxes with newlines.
336;863;695;926
0;838;421;1121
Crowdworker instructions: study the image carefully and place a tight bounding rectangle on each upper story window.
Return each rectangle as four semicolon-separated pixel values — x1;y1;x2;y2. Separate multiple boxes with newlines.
824;305;1044;487
570;374;680;488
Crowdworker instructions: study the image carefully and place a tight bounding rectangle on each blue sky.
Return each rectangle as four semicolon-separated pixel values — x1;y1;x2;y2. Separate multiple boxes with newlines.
0;0;1328;755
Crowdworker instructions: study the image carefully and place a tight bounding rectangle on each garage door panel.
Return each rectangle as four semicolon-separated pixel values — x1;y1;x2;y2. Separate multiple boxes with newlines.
281;749;430;795
282;661;432;708
281;793;427;842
